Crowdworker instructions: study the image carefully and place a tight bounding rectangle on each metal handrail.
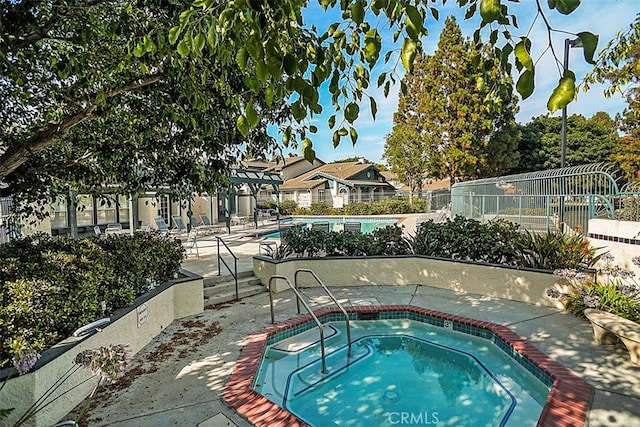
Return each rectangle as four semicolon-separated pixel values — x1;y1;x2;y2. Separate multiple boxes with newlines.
268;275;328;374
295;269;352;359
216;236;239;301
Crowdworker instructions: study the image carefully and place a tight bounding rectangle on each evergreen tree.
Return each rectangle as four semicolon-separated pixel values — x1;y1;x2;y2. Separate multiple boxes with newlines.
393;16;519;185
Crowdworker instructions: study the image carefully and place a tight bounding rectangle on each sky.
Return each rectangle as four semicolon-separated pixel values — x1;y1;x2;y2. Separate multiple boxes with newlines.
271;0;637;164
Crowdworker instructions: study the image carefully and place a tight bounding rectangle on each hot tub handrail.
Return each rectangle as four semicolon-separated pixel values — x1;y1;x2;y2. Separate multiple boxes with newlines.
268;275;328;374
295;269;352;359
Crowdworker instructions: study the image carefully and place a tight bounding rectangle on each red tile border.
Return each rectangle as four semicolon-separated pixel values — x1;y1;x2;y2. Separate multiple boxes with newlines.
222;305;592;427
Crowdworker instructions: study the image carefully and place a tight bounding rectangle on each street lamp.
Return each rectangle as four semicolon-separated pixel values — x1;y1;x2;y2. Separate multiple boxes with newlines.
559;37;582;230
560;37;583;168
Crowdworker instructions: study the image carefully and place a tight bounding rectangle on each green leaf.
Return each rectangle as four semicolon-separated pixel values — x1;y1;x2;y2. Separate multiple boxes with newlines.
283;54;297;75
349;126;358;145
553;0;580;15
480;0;501;23
193;34;205;54
256;61;268;82
514;38;533;71
291;100;306;121
133;43;145;58
265;86;274;107
237;115;249;137
177;39;190;56
430;7;439;21
344;102;360;123
246;102;259;127
369;96;377;120
333;130;341;148
328;114;336;129
350;1;365;24
401;38;417;72
309;125;318;133
547;70;576;113
168;26;181;45
302;138;315;162
516;70;535;100
236;48;248;70
364;29;382;67
577;31;599;65
405;6;422;40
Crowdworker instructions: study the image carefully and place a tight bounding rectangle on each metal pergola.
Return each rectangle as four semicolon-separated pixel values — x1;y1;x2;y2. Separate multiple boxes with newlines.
225;169;284;232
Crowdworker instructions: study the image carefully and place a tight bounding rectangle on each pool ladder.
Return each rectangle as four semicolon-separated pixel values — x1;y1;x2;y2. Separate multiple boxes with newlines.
268;270;352;374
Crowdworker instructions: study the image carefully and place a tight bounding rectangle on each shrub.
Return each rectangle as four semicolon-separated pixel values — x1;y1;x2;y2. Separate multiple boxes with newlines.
0;233;184;369
412;216;521;265
279;200;298;215
515;230;599;270
275;225;411;259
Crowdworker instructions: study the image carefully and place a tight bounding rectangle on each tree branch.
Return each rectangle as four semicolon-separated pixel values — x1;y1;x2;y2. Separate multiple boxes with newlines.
0;73;164;180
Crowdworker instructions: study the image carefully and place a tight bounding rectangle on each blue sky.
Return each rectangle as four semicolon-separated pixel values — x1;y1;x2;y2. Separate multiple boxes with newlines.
271;1;636;164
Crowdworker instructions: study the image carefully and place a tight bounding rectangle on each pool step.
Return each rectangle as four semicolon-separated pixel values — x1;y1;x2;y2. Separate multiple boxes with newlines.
204;273;266;306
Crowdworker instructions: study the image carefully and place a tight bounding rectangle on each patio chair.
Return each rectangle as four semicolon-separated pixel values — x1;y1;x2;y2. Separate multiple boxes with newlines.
311;221;330;232
172;215;187;233
230;213;248;227
105;223;123;235
93;226;103;238
182;230;199;257
343;222;362;233
198;214;221;234
154;217;171;235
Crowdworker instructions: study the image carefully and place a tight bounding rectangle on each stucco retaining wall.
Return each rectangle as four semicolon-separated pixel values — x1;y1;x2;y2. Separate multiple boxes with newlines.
254;256;562;308
1;271;203;427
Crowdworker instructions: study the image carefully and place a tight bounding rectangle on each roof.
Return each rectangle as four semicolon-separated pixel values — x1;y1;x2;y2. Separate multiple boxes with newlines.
280;161;395;191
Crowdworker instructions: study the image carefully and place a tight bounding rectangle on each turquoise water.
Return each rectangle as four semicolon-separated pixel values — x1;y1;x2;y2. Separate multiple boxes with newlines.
254;320;549;427
262;216;399;238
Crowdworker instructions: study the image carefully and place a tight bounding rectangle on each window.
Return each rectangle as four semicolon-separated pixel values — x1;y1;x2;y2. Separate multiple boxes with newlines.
318;190;325;203
76;195;94;226
96;195;117;224
50;196;68;229
118;195;130;223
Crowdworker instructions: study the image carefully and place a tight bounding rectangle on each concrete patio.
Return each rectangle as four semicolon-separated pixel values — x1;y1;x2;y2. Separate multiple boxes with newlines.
67;215;640;427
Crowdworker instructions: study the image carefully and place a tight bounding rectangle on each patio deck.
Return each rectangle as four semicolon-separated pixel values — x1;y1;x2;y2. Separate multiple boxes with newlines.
66;214;640;427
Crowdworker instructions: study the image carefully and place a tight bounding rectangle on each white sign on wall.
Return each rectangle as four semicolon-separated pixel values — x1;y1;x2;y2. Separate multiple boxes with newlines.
137;304;148;327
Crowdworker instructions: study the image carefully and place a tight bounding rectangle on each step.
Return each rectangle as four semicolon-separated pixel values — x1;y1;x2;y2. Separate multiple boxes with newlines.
205;283;267;306
203;276;262;297
203;270;255;287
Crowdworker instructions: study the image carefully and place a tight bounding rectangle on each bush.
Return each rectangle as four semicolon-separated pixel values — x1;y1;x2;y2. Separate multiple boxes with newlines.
515;230;599;270
275;225;411;259
0;233;184;369
279;200;298;215
411;216;521;265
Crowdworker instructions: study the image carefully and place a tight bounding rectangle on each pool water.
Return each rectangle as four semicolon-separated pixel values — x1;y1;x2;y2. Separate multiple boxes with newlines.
254;319;550;427
262;216;399;238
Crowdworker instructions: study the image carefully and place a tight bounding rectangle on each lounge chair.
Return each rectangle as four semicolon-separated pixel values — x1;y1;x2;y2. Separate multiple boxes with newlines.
94;226;103;237
154;217;171;235
198;214;221;234
311;222;330;232
344;222;361;233
182;230;199;257
172;215;187;233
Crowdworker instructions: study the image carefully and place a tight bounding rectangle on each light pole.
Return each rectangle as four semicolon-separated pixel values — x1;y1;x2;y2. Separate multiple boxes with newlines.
559;37;582;230
560;37;583;168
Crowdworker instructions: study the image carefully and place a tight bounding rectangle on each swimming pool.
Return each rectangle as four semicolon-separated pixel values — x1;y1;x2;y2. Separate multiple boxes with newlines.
223;306;592;427
262;216;400;238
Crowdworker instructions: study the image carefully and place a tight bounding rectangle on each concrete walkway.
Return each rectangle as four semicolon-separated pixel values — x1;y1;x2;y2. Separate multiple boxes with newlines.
70;214;640;427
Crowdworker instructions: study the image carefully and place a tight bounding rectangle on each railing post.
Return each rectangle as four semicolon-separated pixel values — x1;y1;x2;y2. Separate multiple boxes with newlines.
217;237;221;276
234;258;239;301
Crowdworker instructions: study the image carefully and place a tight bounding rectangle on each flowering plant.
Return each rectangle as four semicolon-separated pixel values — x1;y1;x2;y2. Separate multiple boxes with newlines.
2;343;131;426
548;254;640;322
